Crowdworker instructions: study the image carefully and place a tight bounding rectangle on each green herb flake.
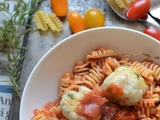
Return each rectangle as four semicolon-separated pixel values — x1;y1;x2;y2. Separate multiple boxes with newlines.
68;93;74;99
134;72;140;78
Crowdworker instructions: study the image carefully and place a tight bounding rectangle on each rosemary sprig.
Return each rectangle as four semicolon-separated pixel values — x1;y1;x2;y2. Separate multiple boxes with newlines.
121;52;160;61
0;0;42;98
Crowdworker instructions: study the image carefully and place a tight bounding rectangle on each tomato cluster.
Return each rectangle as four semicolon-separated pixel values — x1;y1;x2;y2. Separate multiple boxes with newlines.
68;8;105;33
50;0;105;34
125;0;160;41
49;0;160;41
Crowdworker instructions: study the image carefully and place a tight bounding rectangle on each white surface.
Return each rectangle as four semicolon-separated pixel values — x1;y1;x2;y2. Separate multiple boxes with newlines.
20;27;160;120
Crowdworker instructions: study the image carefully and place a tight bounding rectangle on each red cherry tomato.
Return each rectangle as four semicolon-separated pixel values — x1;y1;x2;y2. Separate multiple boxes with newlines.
68;11;85;33
126;0;151;20
144;26;160;41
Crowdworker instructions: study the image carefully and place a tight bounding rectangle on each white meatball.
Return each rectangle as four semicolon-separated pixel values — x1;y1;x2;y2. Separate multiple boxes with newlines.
60;86;91;120
101;66;148;106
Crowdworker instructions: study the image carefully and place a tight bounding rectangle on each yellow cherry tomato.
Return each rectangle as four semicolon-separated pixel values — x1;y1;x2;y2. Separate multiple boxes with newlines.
84;8;105;29
68;11;85;33
50;0;68;17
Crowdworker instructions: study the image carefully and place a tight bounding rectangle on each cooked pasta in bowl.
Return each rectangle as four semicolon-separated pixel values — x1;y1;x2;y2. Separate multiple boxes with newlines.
20;27;160;120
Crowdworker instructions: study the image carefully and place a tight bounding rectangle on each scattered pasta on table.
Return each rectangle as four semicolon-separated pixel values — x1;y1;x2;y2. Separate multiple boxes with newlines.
33;10;63;33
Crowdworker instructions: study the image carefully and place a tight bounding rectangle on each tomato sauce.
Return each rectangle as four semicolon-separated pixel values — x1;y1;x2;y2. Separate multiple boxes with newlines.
100;102;120;120
76;91;107;119
114;107;137;120
102;83;124;98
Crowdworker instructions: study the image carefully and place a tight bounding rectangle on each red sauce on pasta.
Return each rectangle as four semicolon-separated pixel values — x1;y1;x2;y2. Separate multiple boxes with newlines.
114;107;137;120
102;83;124;97
76;91;107;119
101;102;120;120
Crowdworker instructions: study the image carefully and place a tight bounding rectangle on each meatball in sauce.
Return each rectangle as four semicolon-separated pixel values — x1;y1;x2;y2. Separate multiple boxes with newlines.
101;66;148;106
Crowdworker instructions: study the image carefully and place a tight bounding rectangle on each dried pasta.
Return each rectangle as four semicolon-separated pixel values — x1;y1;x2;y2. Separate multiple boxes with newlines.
33;10;63;32
33;11;48;31
45;13;63;32
32;47;160;120
115;0;134;9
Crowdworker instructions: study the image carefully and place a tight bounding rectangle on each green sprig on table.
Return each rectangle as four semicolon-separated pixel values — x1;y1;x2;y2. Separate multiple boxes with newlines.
0;0;42;98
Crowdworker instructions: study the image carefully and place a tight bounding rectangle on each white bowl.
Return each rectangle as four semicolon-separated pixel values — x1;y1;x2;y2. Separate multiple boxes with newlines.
20;27;160;120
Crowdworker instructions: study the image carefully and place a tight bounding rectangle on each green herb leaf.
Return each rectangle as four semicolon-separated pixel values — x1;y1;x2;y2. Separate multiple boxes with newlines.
68;93;74;99
0;0;42;98
134;72;140;78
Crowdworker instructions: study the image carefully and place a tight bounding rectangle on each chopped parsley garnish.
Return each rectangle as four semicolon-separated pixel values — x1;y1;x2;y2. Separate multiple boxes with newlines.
68;93;74;99
134;72;140;78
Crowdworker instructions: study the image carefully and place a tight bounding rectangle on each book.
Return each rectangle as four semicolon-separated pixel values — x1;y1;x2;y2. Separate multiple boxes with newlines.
0;76;13;120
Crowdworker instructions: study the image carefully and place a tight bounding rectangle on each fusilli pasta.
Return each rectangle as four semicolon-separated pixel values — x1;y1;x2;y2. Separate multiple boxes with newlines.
32;47;160;120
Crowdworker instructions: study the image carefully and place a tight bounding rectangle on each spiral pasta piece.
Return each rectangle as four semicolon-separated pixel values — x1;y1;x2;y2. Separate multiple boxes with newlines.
73;60;90;76
32;108;59;120
131;61;154;84
118;56;132;66
86;47;117;62
142;61;160;82
33;47;160;120
58;72;73;97
102;57;120;76
136;107;157;119
137;109;159;120
90;59;105;68
70;75;84;85
137;111;147;119
156;105;160;118
153;86;160;95
33;10;48;31
82;65;106;89
144;91;159;102
32;99;65;120
64;75;86;94
64;85;79;94
105;57;120;70
139;99;156;108
134;83;160;119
